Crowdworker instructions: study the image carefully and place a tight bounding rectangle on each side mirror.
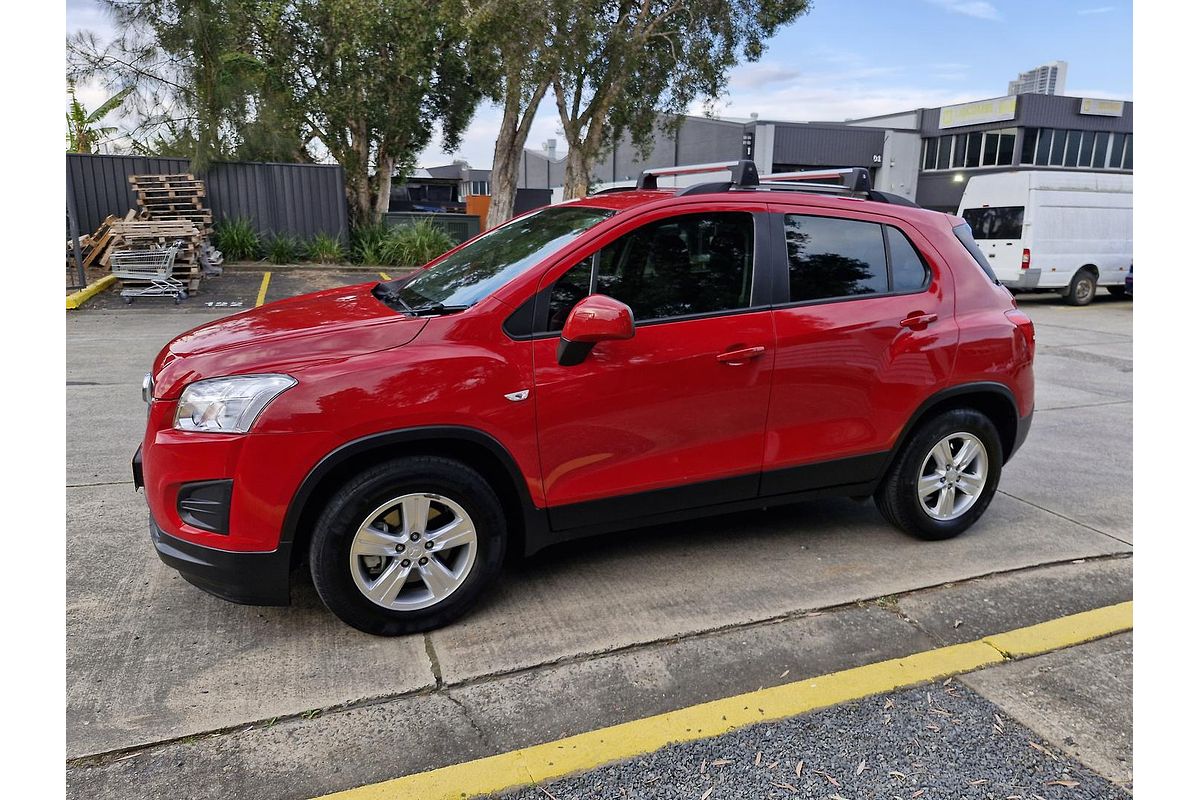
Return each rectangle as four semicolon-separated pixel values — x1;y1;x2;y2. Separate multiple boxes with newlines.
557;294;635;366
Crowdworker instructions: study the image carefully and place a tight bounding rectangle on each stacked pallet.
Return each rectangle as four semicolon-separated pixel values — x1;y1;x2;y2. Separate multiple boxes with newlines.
106;219;204;292
129;174;213;235
67;210;138;275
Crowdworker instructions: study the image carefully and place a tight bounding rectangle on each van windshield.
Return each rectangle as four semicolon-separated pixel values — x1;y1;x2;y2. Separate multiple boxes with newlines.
962;206;1024;240
376;205;615;312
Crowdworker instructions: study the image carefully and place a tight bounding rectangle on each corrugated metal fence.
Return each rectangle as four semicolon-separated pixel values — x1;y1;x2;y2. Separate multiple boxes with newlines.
66;154;349;240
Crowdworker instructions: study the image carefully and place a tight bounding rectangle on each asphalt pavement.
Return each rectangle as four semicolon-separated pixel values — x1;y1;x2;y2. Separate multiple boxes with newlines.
64;277;1133;799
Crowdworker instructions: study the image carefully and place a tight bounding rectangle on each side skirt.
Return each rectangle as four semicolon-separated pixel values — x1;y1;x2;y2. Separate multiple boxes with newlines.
526;452;887;553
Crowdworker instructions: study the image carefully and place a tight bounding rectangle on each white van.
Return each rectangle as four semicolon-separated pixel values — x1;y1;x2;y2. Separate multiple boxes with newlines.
956;171;1131;305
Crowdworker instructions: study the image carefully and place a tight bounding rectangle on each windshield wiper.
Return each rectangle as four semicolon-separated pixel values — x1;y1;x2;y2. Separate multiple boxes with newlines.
371;283;414;314
410;302;471;316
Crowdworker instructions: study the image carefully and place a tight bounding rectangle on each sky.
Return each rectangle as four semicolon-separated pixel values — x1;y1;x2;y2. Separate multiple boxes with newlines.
66;0;1133;170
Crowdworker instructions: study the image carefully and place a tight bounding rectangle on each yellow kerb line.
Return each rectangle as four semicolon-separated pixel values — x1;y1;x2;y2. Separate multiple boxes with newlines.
255;272;271;307
379;272;391;280
316;601;1131;800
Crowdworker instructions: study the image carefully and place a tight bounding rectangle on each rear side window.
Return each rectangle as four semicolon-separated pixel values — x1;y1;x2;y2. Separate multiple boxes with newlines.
783;215;930;302
886;227;930;293
784;215;888;301
953;223;1000;283
961;206;1024;240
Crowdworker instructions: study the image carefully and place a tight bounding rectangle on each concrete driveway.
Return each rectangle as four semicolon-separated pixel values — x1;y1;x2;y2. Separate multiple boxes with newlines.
64;280;1132;798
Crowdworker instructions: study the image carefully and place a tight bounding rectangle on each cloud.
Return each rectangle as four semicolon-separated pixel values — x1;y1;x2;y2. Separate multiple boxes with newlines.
925;0;1001;20
1078;6;1115;14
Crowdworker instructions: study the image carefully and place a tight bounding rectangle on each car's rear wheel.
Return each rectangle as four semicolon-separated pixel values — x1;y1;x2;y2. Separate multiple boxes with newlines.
309;456;506;635
874;409;1003;541
1064;269;1098;306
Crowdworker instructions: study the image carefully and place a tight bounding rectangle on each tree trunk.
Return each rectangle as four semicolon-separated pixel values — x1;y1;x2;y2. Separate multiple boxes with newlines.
349;168;374;228
488;73;551;230
562;143;591;200
372;154;395;225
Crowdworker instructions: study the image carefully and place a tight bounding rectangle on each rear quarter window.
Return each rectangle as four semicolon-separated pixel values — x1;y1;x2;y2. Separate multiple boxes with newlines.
953;223;1000;284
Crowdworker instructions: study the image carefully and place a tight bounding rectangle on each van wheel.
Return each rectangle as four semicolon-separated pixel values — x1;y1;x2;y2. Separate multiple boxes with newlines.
1064;269;1097;306
309;456;506;635
874;409;1003;541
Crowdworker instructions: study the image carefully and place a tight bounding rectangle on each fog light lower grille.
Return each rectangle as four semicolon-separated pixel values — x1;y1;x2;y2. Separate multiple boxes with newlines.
177;480;233;534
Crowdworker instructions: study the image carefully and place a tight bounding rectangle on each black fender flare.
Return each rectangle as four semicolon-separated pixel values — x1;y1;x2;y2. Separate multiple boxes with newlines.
280;425;550;554
879;381;1023;480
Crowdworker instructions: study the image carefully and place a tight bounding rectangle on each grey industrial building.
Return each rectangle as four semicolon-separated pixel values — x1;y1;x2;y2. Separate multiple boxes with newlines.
421;91;1131;215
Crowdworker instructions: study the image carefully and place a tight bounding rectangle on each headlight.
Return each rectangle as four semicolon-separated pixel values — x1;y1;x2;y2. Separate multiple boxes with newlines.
174;374;296;434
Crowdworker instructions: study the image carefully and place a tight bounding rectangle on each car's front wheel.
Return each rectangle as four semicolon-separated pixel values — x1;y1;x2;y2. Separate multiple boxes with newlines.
309;456;506;635
874;409;1003;541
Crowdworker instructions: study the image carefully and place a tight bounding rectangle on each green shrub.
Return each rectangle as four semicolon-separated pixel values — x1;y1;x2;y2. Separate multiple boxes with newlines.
308;232;346;264
350;222;391;265
265;234;303;265
385;219;455;267
213;217;261;261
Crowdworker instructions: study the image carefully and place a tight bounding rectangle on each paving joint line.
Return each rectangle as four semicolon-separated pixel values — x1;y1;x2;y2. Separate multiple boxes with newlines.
65;553;1130;769
997;490;1133;546
67;480;135;488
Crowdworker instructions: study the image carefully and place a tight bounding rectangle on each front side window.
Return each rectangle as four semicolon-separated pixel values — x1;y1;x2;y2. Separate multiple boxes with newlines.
544;211;755;330
784;215;888;301
383;205;613;310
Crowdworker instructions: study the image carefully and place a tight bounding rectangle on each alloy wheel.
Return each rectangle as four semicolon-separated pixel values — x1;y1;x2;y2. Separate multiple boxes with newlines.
348;493;478;611
916;432;989;521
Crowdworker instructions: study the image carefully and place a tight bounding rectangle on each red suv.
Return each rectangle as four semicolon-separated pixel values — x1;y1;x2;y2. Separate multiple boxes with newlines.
135;162;1034;635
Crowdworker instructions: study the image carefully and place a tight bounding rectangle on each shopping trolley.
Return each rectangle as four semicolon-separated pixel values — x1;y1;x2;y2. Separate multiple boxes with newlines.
111;240;188;304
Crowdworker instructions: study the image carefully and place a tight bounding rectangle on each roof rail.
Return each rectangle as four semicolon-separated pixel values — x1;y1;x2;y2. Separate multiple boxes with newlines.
636;160;759;190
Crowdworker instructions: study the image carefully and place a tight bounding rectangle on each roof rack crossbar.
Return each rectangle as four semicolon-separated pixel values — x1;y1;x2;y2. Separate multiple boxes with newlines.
637;159;759;190
759;167;872;194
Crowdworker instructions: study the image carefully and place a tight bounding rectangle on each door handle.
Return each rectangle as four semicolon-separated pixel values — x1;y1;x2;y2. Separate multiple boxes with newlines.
900;313;938;330
716;346;766;364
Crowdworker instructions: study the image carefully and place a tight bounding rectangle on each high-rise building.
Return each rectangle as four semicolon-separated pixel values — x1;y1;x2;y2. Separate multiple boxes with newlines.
1007;61;1068;96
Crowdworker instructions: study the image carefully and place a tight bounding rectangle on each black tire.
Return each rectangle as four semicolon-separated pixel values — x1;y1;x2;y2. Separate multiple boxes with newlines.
1064;269;1098;306
1106;285;1128;298
309;456;506;635
874;408;1003;541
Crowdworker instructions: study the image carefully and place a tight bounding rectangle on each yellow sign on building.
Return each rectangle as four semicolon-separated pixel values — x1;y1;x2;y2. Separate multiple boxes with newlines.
938;96;1018;129
1080;98;1125;117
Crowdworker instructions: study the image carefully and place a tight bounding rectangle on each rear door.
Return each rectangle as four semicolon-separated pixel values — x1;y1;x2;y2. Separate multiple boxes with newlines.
530;205;776;529
960;205;1026;281
761;205;959;495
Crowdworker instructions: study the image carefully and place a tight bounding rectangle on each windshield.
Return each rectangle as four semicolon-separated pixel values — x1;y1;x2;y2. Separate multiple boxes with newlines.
378;205;615;310
961;206;1024;240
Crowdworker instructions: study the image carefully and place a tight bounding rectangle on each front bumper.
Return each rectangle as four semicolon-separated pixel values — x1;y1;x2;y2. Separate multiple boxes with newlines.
150;514;293;606
1002;268;1041;291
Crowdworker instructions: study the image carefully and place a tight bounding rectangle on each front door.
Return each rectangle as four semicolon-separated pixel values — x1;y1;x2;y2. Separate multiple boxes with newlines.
531;208;775;529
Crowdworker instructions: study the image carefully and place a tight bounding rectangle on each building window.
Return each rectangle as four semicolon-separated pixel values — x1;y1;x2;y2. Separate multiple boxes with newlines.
952;134;967;168
469;180;490;196
1020;130;1039;165
1109;134;1127;168
1063;130;1082;168
1092;132;1110;168
936;135;952;170
1122;135;1132;169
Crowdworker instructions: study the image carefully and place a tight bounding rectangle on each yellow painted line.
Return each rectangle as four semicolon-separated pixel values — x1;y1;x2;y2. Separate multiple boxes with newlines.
984;600;1131;658
65;274;116;310
255;271;272;307
379;272;391;280
317;602;1132;800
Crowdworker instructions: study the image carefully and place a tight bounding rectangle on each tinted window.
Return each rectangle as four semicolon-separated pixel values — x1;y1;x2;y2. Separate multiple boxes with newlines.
1049;129;1066;165
1122;134;1132;169
953;223;999;283
936;135;952;170
569;212;755;323
952;134;967;168
1109;134;1126;168
547;257;593;332
998;131;1016;165
1035;128;1052;165
966;132;982;167
1092;132;1110;168
1064;129;1082;167
887;227;930;293
387;205;613;309
785;215;888;302
1019;130;1038;165
961;206;1025;240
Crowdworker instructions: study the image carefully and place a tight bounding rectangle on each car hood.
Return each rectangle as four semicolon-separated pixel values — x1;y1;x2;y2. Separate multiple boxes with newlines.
151;282;427;398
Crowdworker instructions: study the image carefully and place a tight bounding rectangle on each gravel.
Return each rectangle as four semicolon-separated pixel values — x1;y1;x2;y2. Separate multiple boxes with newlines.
502;679;1127;800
